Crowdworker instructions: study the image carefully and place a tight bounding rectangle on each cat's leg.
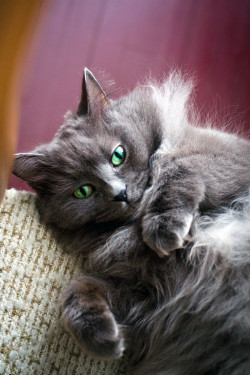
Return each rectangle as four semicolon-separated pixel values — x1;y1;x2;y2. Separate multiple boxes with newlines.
62;275;125;359
141;162;205;257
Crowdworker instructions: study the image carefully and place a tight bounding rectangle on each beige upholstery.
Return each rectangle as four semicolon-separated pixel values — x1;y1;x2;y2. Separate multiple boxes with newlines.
0;189;127;375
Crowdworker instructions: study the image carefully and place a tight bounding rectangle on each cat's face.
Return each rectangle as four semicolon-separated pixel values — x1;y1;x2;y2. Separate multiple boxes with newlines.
13;69;160;229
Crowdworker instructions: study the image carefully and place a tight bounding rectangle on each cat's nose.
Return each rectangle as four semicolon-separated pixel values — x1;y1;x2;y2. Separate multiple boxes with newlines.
114;189;128;203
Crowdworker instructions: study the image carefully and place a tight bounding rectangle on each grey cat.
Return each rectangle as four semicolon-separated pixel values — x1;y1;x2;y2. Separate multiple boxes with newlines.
13;68;250;374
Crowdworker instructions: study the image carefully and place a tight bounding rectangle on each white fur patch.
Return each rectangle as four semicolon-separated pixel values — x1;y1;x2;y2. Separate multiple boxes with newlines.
99;163;126;199
148;72;194;149
190;193;250;265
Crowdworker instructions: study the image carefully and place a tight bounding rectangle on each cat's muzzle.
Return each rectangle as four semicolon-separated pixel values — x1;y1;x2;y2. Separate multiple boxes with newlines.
113;189;128;203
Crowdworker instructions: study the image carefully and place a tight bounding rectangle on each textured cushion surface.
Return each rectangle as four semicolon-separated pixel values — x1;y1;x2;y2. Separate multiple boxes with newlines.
0;189;127;375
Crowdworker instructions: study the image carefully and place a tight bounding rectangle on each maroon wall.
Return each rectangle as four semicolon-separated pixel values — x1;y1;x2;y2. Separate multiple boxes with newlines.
10;0;250;191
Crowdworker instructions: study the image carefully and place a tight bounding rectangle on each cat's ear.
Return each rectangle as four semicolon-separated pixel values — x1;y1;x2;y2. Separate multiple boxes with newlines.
77;68;109;117
12;153;46;187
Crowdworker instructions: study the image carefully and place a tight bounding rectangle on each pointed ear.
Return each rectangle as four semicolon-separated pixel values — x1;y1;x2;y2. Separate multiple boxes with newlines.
12;153;45;185
77;68;109;117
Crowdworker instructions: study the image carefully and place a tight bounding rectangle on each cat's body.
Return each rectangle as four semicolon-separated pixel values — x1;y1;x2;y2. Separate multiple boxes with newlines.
13;69;250;374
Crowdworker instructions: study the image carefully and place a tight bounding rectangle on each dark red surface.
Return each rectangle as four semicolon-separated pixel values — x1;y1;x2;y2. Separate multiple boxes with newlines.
10;0;250;191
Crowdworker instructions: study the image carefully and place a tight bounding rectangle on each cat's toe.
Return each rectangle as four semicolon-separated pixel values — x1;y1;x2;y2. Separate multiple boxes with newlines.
142;212;193;257
62;280;125;359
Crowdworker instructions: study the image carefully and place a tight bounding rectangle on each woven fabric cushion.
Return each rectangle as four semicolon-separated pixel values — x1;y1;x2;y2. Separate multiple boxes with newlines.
0;189;127;375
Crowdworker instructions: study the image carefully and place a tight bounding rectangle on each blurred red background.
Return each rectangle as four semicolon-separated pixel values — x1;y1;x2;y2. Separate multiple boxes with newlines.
10;0;250;191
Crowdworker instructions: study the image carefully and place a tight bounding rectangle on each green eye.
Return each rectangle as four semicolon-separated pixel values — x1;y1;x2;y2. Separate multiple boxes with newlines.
74;185;93;199
111;146;125;166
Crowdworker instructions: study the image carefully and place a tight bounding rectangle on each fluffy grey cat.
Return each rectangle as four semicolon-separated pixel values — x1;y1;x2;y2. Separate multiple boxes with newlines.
13;68;250;374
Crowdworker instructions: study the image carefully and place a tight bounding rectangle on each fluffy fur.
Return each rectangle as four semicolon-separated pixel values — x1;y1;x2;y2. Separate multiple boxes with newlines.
86;195;250;375
13;69;250;374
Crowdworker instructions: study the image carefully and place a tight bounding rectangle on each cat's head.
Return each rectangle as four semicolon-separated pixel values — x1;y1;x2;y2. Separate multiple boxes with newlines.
13;68;161;230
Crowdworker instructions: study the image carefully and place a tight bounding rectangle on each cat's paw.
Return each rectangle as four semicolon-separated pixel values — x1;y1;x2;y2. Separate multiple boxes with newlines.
62;277;125;359
142;211;193;257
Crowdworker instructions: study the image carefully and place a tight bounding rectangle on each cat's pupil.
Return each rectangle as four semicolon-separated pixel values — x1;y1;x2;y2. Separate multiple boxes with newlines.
80;187;87;196
115;151;122;159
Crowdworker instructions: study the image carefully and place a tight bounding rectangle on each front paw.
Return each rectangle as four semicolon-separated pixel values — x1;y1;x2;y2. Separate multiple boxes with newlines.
142;211;193;257
62;277;125;359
